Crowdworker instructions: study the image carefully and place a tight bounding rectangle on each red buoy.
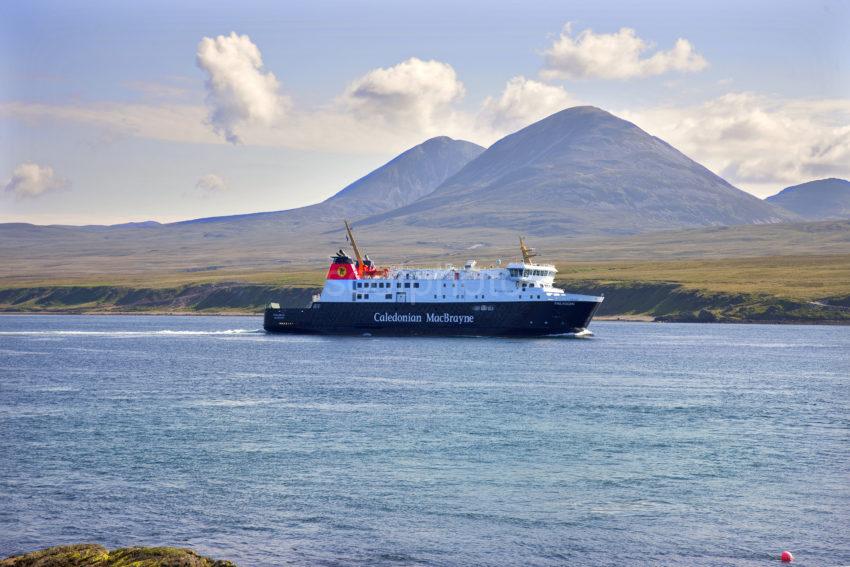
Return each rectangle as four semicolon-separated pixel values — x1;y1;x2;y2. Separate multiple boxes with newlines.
781;550;794;562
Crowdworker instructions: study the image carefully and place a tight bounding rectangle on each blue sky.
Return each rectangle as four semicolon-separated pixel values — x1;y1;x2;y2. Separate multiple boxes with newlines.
2;0;848;224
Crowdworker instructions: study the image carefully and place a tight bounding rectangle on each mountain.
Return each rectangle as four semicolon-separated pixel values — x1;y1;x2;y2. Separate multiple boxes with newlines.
766;178;850;220
177;136;484;226
322;136;485;217
359;106;796;235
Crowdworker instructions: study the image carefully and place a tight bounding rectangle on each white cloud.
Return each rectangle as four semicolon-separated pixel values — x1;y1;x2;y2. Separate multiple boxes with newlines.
125;79;194;100
2;101;217;145
622;93;850;195
3;162;70;198
195;173;227;193
541;24;708;80
196;32;288;144
479;76;577;133
341;57;466;134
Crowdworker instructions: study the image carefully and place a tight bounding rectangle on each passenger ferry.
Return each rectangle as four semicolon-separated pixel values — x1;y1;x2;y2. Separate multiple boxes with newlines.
263;222;603;336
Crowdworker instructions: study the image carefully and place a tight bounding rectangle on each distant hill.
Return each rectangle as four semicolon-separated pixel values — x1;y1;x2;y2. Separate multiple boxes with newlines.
766;178;850;220
177;136;484;226
323;136;485;217
4;106;835;287
360;106;796;235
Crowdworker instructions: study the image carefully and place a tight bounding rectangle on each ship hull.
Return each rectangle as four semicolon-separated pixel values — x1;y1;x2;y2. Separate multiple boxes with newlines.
263;300;601;337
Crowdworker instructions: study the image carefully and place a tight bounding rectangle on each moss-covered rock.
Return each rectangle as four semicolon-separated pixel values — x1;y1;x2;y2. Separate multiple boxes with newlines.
0;545;236;567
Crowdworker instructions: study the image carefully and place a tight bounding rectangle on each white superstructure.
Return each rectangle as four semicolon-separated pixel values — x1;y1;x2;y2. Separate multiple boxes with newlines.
319;260;598;304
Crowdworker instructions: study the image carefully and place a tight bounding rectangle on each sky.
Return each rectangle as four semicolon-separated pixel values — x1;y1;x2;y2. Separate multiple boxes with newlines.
1;0;848;225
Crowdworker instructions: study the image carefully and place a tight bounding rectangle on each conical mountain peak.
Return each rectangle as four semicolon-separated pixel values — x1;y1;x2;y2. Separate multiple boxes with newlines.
360;105;797;234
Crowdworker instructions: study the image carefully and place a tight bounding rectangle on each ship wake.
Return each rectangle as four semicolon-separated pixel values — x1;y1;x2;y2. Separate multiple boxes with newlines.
0;329;264;337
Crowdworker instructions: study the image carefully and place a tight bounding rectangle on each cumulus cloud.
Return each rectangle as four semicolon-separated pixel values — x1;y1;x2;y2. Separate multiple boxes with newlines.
341;57;466;134
196;32;288;144
3;162;70;198
622;93;850;195
479;76;577;133
541;24;707;80
195;173;227;193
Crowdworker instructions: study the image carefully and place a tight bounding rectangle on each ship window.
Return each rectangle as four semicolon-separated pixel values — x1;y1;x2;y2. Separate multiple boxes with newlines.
385;293;392;299
371;282;377;288
413;283;419;288
356;293;362;299
364;293;369;299
442;295;446;299
397;283;402;288
404;282;411;288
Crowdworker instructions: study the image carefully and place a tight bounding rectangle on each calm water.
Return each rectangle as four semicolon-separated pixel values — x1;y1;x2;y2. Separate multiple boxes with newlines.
0;315;848;566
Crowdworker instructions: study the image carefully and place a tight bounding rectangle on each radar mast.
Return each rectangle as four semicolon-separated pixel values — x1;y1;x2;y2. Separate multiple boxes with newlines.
344;220;364;271
519;236;538;264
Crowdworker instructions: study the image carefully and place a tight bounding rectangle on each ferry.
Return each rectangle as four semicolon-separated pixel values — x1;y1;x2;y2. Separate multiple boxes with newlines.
263;222;603;337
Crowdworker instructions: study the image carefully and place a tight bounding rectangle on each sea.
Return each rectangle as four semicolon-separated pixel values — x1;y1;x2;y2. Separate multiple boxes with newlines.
0;315;848;566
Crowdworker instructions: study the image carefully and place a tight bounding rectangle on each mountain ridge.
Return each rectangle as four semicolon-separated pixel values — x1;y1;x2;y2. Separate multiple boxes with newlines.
173;136;484;227
766;178;850;220
357;106;796;234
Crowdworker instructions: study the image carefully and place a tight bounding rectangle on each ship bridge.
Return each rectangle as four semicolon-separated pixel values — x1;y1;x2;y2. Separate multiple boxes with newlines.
314;228;599;306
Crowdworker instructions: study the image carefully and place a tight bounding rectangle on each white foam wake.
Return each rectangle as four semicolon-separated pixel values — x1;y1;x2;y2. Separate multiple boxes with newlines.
546;328;594;338
0;329;263;337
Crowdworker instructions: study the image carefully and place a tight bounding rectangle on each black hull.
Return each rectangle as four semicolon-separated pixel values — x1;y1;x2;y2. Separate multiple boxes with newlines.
263;300;601;337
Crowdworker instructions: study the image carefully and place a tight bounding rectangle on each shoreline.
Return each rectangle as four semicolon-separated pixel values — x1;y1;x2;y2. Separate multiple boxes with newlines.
1;310;848;326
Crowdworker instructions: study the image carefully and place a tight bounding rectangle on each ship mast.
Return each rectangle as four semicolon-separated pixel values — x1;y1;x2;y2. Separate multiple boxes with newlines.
344;220;364;268
519;236;537;264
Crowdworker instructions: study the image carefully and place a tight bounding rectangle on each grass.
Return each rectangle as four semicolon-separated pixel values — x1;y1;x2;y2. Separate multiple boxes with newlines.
3;254;848;304
0;268;326;290
554;254;850;302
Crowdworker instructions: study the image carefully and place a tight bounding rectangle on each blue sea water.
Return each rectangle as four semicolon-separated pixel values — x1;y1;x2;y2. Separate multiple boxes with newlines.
0;315;848;566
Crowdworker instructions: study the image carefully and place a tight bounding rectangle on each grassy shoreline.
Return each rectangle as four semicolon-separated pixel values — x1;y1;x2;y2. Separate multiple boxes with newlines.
1;254;847;324
3;311;846;326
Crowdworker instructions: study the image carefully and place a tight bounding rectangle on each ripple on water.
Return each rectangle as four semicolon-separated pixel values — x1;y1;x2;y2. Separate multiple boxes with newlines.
0;316;848;566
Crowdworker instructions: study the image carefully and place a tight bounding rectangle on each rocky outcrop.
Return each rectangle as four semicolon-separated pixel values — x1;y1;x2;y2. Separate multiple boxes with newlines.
0;284;318;313
564;280;850;324
0;544;235;567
